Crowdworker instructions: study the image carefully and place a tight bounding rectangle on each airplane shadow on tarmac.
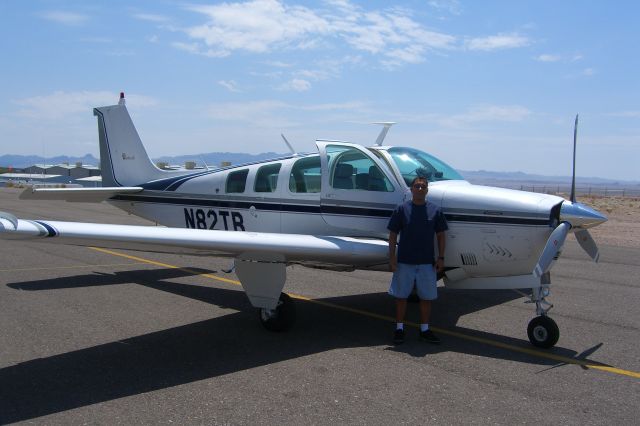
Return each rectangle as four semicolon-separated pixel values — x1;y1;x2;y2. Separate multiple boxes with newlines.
1;267;600;423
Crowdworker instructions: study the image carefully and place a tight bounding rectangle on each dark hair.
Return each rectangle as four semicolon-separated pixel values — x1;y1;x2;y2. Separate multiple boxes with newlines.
410;176;428;187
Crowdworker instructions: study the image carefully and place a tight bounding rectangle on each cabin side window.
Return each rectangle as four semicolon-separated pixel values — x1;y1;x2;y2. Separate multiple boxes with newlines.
254;163;281;193
289;156;321;193
226;169;249;193
327;145;394;192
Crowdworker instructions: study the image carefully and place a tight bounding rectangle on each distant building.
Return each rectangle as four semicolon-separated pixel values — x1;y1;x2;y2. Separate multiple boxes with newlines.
2;163;101;187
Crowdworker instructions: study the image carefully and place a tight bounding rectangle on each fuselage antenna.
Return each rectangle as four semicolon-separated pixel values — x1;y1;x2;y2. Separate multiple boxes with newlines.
372;122;396;146
281;134;300;156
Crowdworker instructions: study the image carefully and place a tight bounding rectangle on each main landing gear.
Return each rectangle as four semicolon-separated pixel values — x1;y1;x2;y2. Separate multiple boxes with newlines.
526;277;560;348
257;292;296;332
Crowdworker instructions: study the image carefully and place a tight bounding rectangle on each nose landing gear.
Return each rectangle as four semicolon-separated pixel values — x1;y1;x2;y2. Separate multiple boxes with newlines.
527;315;559;348
526;276;559;348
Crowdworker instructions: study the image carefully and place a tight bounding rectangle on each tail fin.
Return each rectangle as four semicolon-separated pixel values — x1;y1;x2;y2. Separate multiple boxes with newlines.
93;93;186;187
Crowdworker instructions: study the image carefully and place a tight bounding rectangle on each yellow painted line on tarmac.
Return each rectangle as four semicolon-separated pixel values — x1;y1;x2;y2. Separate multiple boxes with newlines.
89;247;239;285
0;262;148;273
89;246;640;380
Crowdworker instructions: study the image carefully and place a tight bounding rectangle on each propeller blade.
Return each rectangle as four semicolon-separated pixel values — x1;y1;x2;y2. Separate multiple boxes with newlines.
534;222;571;278
575;229;600;262
570;114;578;203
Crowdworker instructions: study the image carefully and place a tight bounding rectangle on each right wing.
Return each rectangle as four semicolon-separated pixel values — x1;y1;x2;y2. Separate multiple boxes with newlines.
0;213;388;267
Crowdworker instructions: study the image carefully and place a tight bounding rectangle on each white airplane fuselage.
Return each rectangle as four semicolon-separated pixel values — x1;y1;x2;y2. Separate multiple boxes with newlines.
106;142;571;288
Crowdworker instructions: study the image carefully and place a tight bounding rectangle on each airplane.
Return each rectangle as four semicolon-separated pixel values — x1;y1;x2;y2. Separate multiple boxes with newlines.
0;93;607;348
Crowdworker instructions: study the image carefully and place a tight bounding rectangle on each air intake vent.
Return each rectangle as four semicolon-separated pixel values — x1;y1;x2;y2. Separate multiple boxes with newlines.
460;253;478;266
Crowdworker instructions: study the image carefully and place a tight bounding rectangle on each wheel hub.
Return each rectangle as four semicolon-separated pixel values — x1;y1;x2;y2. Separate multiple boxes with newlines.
260;308;277;321
533;325;548;342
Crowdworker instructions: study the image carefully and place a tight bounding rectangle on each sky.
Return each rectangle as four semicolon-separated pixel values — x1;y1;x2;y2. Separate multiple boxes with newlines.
0;0;638;181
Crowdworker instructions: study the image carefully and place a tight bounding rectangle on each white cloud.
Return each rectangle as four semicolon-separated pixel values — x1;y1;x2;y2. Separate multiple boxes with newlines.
206;99;371;127
582;68;596;76
466;33;530;51
264;60;294;68
535;54;561;62
133;13;171;23
607;111;640;118
428;0;462;15
14;91;157;120
40;11;89;26
397;105;532;127
184;0;329;55
218;80;242;92
278;79;312;92
207;100;296;127
300;101;368;112
171;41;230;58
178;0;455;67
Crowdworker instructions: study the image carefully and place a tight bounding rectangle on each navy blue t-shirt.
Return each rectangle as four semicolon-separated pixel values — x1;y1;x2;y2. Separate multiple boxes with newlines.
387;201;448;265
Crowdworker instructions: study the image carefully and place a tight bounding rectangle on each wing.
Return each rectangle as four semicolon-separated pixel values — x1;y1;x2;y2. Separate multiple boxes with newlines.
0;212;388;267
19;187;143;203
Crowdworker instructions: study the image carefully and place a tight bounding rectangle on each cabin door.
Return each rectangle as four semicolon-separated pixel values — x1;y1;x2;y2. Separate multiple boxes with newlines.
317;142;403;238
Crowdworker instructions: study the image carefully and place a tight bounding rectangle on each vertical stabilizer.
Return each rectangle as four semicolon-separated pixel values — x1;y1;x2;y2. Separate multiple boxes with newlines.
94;94;186;187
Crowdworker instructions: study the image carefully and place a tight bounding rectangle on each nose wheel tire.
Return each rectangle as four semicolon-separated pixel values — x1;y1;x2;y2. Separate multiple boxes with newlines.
257;292;296;332
527;315;559;348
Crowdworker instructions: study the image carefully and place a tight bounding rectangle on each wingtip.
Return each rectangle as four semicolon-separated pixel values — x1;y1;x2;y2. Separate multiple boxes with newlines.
0;211;19;230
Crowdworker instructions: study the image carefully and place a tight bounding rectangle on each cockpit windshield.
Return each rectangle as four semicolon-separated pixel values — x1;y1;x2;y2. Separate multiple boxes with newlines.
386;147;464;186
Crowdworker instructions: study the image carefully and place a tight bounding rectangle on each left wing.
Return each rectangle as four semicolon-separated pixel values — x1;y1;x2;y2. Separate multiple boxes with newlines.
0;212;388;267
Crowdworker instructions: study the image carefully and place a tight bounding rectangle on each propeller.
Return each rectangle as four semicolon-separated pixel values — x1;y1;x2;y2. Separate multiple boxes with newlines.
532;114;606;277
534;222;570;278
575;229;600;262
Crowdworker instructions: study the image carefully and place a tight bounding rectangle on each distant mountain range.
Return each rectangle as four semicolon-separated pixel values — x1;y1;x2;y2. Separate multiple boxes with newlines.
1;152;637;185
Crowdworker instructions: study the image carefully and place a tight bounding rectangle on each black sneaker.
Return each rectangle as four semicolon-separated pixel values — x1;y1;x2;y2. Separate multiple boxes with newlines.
420;329;441;344
393;328;405;344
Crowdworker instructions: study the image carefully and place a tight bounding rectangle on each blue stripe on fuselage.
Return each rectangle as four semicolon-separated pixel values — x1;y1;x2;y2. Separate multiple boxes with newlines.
110;194;550;225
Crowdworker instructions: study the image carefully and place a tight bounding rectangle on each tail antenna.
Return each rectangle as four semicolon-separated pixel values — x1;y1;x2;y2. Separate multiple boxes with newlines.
199;156;210;170
373;122;396;146
570;114;578;203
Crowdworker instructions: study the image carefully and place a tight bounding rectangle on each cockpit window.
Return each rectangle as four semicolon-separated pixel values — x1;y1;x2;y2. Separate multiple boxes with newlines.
387;147;464;186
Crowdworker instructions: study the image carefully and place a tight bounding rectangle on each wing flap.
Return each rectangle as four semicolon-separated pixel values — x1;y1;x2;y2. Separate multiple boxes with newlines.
19;187;143;202
0;216;388;266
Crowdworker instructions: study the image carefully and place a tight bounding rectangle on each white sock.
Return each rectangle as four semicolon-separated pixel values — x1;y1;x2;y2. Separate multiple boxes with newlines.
396;323;404;330
420;323;429;332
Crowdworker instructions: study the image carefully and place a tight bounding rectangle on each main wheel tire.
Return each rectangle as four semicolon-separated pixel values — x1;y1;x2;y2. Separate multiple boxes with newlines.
257;292;296;332
527;316;559;348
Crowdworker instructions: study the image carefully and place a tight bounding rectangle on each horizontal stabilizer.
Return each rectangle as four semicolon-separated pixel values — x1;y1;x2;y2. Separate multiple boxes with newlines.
19;187;143;203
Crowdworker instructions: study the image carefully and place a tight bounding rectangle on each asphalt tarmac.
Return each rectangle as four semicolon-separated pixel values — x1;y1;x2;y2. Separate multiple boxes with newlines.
1;187;638;424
